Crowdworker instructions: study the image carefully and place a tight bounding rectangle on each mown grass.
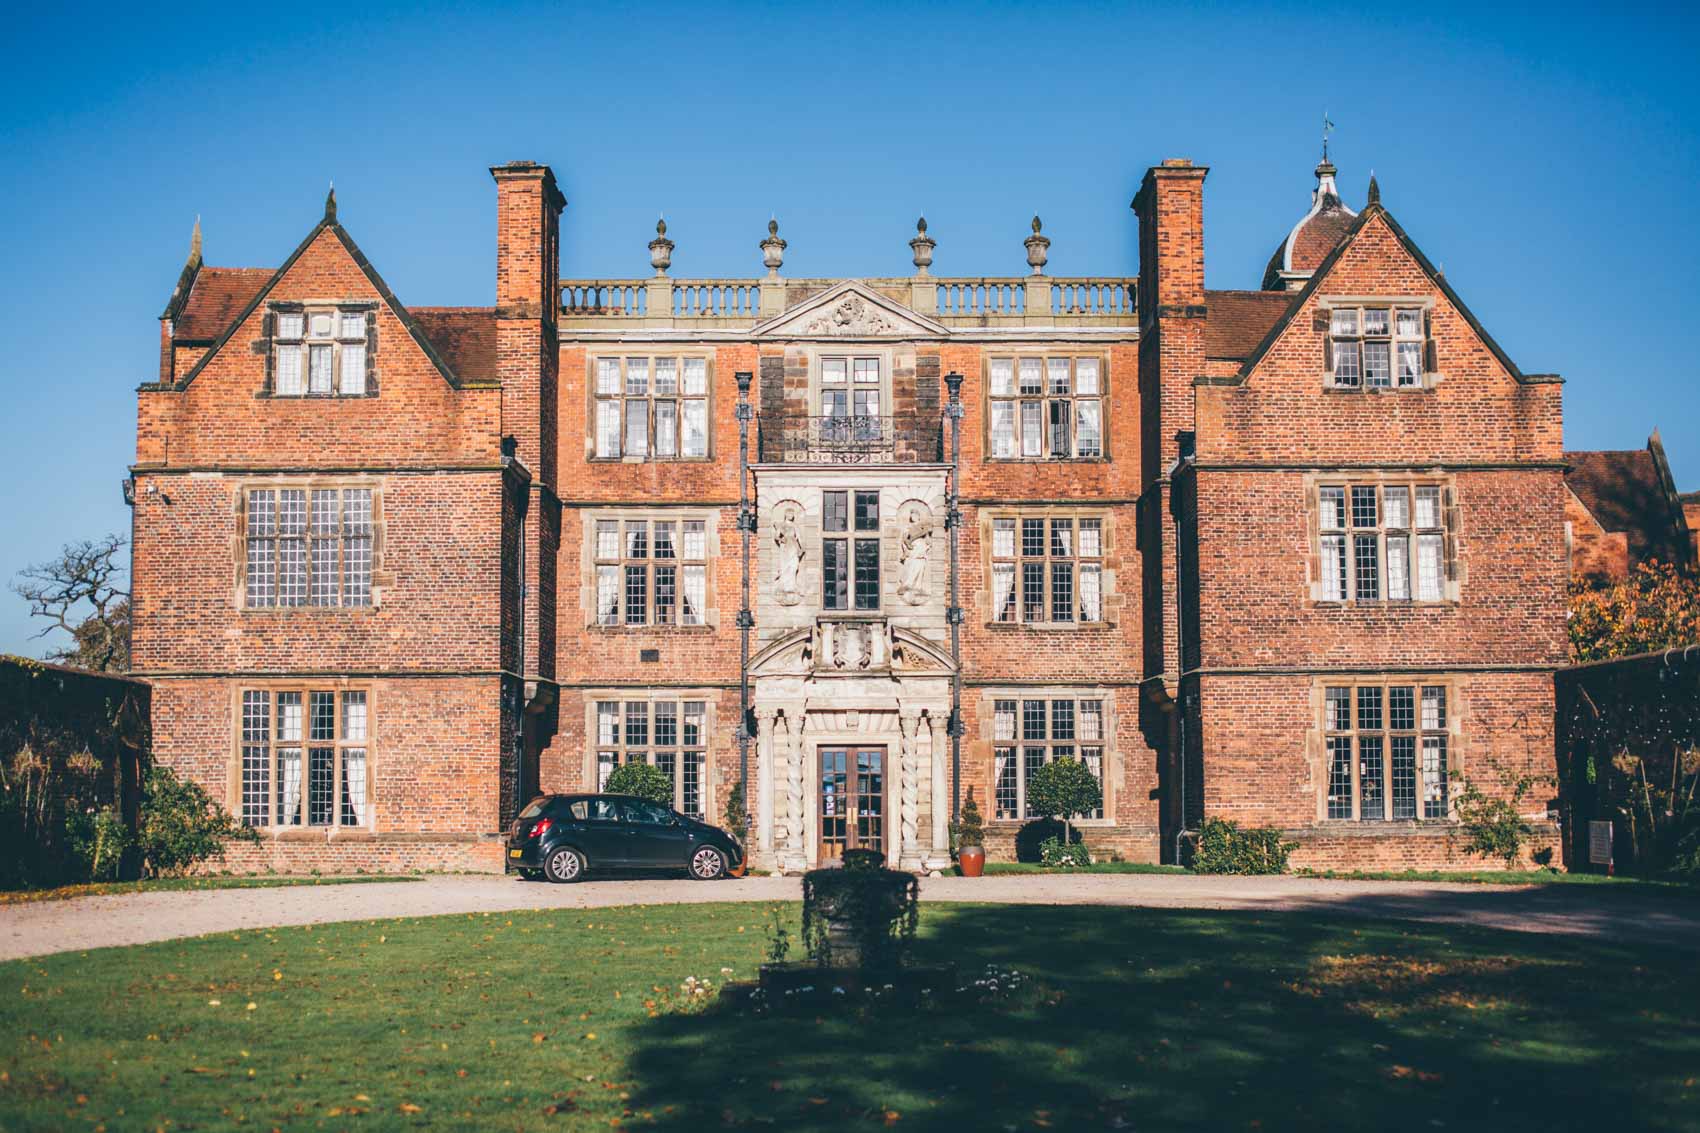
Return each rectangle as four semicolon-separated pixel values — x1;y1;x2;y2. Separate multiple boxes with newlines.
2;902;1698;1131
0;874;419;906
977;860;1189;876
1297;867;1700;898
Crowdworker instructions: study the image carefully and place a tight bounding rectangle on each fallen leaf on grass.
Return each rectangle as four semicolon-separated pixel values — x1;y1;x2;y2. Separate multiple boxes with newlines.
398;1102;423;1113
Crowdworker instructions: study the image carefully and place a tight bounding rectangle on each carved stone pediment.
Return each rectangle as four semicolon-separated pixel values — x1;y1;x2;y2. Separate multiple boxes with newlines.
753;280;950;341
748;620;955;679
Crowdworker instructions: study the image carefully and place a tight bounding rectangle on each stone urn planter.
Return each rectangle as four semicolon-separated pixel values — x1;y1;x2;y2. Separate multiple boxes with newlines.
800;848;917;969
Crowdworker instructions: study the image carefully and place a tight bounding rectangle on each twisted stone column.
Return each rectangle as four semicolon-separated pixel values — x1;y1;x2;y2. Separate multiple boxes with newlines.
782;711;807;870
898;711;922;868
756;708;778;855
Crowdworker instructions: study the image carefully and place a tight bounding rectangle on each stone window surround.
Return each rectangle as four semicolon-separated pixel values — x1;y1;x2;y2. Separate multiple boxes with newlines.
232;476;389;612
975;507;1115;629
1306;674;1464;826
587;351;716;462
578;507;721;632
975;686;1118;827
980;350;1110;462
1301;471;1462;606
1316;295;1440;392
227;679;376;836
804;345;897;422
259;300;379;399
579;688;722;820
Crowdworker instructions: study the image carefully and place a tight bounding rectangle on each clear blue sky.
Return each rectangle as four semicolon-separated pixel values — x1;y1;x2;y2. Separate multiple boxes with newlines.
2;0;1697;658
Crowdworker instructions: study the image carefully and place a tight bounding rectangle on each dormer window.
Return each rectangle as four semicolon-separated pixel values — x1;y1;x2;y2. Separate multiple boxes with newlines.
273;307;369;397
1328;305;1426;390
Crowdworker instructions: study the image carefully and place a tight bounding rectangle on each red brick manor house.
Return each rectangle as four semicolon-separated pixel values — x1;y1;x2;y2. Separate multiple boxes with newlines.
131;154;1567;873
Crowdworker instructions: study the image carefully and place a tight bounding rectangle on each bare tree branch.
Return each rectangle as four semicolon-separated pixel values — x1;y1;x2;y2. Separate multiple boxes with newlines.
11;534;131;671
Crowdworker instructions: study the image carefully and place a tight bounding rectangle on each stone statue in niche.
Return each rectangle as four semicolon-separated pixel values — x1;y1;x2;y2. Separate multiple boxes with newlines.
773;502;805;606
896;502;933;606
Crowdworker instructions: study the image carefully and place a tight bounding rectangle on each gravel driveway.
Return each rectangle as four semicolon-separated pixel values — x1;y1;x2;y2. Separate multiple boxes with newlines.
3;873;1695;962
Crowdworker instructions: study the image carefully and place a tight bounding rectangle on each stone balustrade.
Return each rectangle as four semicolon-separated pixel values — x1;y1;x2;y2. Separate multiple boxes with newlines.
560;274;1137;330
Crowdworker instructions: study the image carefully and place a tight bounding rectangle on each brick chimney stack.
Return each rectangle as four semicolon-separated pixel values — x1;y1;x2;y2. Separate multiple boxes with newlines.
1132;158;1209;697
491;161;565;322
490;161;565;724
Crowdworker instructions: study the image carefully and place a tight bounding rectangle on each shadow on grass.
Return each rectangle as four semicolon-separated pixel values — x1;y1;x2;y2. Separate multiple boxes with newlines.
624;905;1700;1132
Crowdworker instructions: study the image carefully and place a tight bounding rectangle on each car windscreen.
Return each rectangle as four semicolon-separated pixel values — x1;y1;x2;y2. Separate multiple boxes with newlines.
517;798;549;820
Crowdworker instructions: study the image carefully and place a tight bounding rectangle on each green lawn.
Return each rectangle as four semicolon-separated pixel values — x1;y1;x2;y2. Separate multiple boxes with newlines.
979;860;1189;876
2;903;1697;1132
0;874;419;906
1297;867;1700;897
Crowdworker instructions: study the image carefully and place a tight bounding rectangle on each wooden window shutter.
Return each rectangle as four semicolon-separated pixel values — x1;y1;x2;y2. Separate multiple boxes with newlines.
1442;486;1459;581
1424;309;1438;374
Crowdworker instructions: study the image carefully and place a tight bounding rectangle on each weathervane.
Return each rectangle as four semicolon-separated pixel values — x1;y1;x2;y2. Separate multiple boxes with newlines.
1322;111;1335;163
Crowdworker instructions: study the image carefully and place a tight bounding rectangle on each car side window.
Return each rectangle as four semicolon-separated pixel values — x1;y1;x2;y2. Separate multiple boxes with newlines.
573;798;621;822
623;799;674;826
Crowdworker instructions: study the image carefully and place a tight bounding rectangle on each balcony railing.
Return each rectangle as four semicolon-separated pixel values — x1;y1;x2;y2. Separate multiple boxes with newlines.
756;414;944;465
558;276;1137;330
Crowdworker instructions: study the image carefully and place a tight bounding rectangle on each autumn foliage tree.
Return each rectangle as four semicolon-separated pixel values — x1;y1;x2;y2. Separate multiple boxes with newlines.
1569;561;1700;663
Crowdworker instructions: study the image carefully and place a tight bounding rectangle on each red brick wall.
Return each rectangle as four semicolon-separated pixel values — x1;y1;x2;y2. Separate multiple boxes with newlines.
1178;202;1567;868
1566;486;1630;582
136;227;501;469
149;675;504;868
131;470;509;674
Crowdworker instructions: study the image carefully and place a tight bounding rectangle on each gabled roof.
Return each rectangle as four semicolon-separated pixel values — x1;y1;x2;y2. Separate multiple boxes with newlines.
172;268;273;341
1566;434;1692;569
752;279;949;340
172;191;470;390
1205;290;1294;360
1229;182;1561;387
412;307;497;385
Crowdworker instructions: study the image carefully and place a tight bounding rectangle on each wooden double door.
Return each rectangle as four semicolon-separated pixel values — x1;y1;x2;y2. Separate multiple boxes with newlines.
818;746;886;862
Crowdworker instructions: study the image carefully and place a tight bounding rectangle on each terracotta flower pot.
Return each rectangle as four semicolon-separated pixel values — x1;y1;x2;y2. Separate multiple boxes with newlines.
958;845;985;877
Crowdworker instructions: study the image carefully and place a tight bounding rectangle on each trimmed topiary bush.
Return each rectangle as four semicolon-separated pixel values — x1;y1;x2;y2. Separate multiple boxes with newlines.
1191;817;1295;875
603;761;673;807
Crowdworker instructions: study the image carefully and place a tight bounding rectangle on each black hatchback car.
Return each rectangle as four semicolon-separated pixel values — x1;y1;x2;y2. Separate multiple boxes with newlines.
505;794;744;883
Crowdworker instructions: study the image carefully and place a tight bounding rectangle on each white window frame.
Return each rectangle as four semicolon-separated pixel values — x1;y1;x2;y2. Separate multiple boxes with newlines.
242;485;376;609
989;694;1108;822
271;306;371;397
590;696;712;818
1316;480;1450;605
238;686;371;829
1322;681;1453;823
592;355;711;461
590;514;710;628
989;513;1105;625
1324;300;1430;391
987;355;1106;460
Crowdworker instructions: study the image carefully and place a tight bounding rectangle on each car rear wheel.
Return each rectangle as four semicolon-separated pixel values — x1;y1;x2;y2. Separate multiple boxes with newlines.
544;847;585;883
689;846;726;881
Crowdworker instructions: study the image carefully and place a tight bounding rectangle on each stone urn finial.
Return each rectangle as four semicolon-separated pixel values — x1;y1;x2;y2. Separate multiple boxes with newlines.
648;217;674;277
761;217;787;276
909;215;936;275
1024;214;1050;276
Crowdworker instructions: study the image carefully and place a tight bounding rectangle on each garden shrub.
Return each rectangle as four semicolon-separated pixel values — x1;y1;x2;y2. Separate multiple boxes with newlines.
1191;817;1295;875
1025;758;1103;848
950;787;985;856
1039;835;1090;868
136;766;257;877
603;761;673;806
1452;768;1545;868
65;804;130;882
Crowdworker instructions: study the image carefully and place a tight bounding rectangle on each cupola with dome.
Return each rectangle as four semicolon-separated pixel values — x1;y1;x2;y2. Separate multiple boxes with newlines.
1262;156;1358;291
